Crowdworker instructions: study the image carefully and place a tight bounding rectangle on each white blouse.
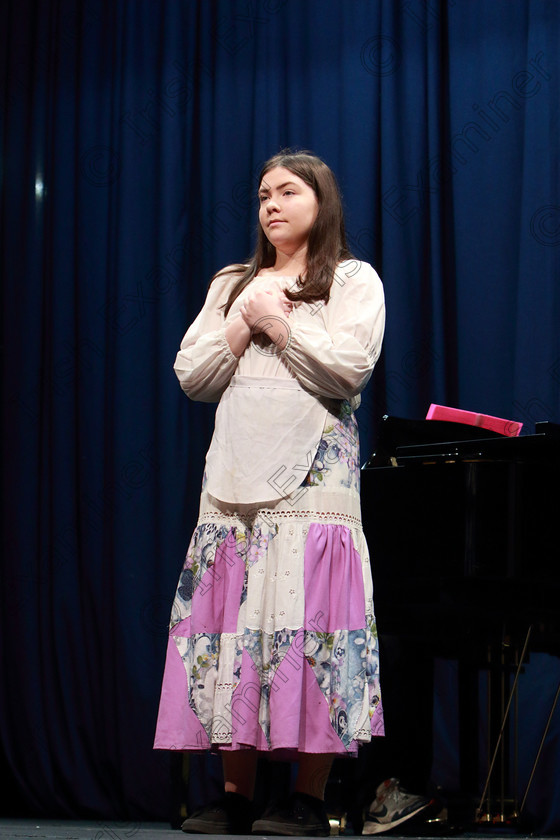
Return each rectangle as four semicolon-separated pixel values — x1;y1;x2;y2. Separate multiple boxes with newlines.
174;260;385;505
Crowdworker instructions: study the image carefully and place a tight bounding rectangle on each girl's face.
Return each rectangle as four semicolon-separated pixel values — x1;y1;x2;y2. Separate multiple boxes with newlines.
258;166;319;255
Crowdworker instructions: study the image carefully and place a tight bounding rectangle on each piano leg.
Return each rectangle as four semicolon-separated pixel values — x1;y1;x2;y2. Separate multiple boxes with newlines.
476;626;532;824
457;654;479;805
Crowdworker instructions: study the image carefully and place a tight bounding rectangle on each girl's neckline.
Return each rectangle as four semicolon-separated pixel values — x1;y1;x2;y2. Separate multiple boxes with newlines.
255;273;298;279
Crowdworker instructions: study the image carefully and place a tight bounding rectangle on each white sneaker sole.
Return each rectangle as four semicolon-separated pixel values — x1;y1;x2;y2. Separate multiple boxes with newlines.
362;800;432;835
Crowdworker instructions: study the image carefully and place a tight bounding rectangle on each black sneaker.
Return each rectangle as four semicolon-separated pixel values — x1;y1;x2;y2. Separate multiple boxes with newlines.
181;791;253;834
252;792;331;836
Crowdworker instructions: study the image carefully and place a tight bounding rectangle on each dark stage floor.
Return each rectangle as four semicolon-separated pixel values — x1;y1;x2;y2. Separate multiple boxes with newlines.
0;822;556;840
0;822;178;839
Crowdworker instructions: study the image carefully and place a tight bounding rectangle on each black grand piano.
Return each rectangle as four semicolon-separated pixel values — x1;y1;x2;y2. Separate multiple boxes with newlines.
360;416;560;826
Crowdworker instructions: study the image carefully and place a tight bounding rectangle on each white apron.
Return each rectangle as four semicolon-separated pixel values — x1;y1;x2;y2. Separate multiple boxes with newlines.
204;375;329;505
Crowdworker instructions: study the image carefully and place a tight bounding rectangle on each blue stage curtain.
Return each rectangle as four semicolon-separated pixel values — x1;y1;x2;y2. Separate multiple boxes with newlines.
2;0;559;828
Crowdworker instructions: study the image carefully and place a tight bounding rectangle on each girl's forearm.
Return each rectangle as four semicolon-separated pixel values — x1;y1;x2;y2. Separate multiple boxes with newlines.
225;315;252;357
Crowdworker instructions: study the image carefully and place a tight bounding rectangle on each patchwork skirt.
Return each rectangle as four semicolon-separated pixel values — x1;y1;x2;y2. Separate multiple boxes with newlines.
154;401;384;756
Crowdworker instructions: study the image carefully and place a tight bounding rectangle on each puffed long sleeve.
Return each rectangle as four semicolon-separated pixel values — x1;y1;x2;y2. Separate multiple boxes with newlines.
281;260;385;400
174;272;239;402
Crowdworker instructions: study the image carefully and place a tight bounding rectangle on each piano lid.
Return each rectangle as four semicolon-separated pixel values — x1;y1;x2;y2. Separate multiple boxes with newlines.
395;422;560;465
363;414;504;468
364;417;560;468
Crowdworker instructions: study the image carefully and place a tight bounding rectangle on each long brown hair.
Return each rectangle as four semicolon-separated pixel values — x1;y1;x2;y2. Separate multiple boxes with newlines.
218;150;353;315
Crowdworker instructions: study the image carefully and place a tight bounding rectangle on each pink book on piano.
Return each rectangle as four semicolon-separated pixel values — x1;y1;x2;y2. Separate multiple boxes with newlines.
426;404;523;437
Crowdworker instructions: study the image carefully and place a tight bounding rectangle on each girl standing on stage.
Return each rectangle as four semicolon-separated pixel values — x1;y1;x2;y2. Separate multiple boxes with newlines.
154;150;386;836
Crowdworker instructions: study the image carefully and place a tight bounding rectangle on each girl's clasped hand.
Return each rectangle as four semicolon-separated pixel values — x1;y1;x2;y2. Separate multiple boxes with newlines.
239;286;291;331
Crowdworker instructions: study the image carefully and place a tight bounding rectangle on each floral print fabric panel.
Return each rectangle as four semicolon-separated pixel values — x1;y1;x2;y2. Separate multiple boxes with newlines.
304;402;361;492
